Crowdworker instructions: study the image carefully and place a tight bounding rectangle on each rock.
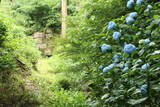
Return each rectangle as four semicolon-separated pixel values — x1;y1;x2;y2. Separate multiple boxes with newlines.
33;32;52;56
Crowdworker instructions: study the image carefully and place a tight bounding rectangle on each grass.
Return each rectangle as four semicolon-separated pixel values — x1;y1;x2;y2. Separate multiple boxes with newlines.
25;55;89;107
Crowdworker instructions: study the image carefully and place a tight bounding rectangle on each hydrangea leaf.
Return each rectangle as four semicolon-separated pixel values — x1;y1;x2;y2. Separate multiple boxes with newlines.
127;97;148;105
151;84;160;92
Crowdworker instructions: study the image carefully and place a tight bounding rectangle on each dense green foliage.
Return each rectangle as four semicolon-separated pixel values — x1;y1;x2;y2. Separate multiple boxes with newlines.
93;1;160;106
11;0;61;34
58;0;160;106
0;0;89;107
0;1;42;106
0;1;41;70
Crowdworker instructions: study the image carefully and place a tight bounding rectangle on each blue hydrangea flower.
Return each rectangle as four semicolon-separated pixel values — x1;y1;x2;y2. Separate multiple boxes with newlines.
124;62;129;67
136;0;144;6
119;63;124;69
123;67;129;71
103;67;110;72
129;12;138;18
127;0;134;9
114;59;120;63
112;53;121;63
141;63;150;71
108;63;115;68
101;44;112;52
140;84;148;94
147;5;152;9
112;53;121;60
141;88;147;94
99;65;104;69
144;38;151;44
113;32;121;40
107;21;117;30
124;44;136;54
126;16;135;24
103;64;115;72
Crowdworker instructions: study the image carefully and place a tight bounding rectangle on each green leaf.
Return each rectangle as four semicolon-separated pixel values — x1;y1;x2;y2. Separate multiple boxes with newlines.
152;84;160;92
127;87;136;94
101;94;110;100
132;89;141;96
148;50;160;59
127;97;148;105
105;97;117;103
150;54;160;59
153;15;159;19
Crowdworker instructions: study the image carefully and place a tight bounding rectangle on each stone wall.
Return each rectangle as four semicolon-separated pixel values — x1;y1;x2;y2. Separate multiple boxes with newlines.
33;32;52;56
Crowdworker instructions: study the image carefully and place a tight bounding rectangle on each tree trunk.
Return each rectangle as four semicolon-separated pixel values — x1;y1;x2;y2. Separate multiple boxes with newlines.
61;0;67;37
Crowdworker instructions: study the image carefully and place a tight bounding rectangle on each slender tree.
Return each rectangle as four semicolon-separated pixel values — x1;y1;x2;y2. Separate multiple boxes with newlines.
61;0;67;37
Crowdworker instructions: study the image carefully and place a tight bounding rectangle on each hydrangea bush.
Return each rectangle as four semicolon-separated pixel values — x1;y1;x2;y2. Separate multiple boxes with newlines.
91;0;160;106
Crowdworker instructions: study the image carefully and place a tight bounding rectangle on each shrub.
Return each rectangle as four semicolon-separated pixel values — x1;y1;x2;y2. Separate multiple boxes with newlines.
0;3;42;106
49;89;90;107
0;20;7;46
11;0;61;34
57;79;71;90
91;0;160;106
